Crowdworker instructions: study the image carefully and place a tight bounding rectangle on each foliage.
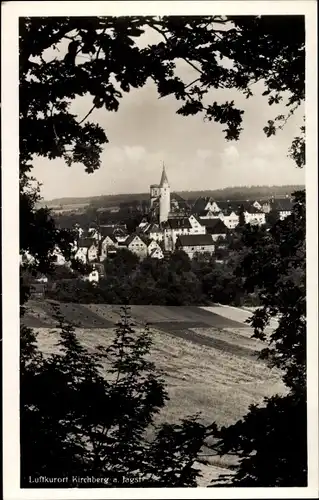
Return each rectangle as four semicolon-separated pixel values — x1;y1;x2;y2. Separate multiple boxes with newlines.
48;250;207;306
20;15;304;174
21;307;212;487
19;16;306;488
209;191;307;486
20;16;304;278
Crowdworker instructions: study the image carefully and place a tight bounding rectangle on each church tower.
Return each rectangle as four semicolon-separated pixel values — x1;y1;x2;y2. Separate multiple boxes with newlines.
159;163;170;224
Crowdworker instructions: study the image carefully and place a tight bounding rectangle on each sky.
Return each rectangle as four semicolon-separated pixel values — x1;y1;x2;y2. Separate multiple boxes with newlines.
31;27;305;201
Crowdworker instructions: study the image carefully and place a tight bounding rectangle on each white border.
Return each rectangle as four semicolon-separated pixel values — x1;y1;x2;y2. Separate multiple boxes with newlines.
2;1;318;499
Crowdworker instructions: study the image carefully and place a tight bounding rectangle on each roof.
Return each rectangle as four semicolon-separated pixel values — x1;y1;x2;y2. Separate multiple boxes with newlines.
165;217;192;229
271;198;293;211
99;226;115;237
100;224;127;238
101;234;117;243
176;234;214;247
159;165;169;186
148;239;160;247
198;218;229;234
191;197;209;214
125;234;147;246
147;223;161;233
171;192;190;208
78;237;96;248
150;247;163;257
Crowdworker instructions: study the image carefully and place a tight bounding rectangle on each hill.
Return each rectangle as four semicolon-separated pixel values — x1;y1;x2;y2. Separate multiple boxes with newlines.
40;184;304;210
24;301;285;475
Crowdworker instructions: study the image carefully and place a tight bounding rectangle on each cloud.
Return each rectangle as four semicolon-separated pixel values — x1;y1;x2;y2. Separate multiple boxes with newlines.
222;145;239;163
107;146;125;164
255;140;277;156
251;157;268;170
123;145;146;162
196;149;212;161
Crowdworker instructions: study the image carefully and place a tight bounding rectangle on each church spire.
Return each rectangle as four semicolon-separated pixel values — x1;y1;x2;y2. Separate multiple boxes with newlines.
160;162;169;187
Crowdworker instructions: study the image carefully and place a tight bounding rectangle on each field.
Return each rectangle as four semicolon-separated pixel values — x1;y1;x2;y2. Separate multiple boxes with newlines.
23;301;285;484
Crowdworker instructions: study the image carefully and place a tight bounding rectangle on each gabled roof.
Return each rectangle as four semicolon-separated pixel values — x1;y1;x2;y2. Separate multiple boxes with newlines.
198;218;229;234
148;239;160;248
176;234;214;247
191;197;209;214
171;192;190;209
99;226;115;237
136;223;151;234
147;223;161;233
189;214;204;225
78;237;96;248
125;234;147;247
271;198;293;211
101;234;117;243
99;224;127;238
150;247;163;257
214;200;234;211
164;217;192;229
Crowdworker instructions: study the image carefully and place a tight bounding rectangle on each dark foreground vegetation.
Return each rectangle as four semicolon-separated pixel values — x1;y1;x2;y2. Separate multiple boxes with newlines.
19;15;306;488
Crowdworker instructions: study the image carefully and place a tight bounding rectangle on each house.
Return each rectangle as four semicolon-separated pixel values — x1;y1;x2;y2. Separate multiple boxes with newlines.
191;197;209;215
100;235;118;261
243;207;266;226
220;210;239;230
75;238;98;263
99;224;128;242
163;217;193;251
199;209;221;219
146;223;164;242
20;251;36;266
199;218;229;241
82;268;99;283
52;246;66;266
252;200;262;211
150;247;164;259
261;200;271;213
124;234;148;259
175;234;215;259
188;214;207;234
271;198;293;220
74;224;84;239
88;225;101;241
138;217;150;230
162;216;206;251
147;239;162;256
204;198;221;213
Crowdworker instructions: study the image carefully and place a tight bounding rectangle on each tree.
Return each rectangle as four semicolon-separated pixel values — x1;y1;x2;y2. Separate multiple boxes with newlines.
103;248;140;278
209;191;307;486
21;306;212;487
238;204;246;228
19;16;304;276
19;15;306;488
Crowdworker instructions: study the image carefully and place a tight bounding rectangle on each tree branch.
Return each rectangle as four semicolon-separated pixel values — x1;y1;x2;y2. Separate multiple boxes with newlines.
78;105;96;125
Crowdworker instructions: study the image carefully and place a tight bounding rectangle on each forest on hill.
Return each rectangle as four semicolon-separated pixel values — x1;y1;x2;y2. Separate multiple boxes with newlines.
41;184;304;210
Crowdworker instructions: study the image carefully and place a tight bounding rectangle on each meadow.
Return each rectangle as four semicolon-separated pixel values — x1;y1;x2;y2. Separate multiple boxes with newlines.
23;301;286;484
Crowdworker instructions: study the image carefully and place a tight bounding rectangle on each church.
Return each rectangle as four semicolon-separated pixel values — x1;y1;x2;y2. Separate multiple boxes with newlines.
149;165;189;223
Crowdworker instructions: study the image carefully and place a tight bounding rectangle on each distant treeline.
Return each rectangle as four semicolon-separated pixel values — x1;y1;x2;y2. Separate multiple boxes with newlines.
42;184;304;210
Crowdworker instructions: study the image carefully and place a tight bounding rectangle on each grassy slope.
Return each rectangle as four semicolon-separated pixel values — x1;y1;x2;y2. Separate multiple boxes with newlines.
25;301;286;479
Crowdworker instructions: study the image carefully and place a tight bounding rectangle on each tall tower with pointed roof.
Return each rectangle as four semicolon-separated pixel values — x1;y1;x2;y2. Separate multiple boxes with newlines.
159;163;170;224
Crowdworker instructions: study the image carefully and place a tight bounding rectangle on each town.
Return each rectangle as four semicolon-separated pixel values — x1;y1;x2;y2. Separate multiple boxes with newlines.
15;12;308;490
34;165;292;282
